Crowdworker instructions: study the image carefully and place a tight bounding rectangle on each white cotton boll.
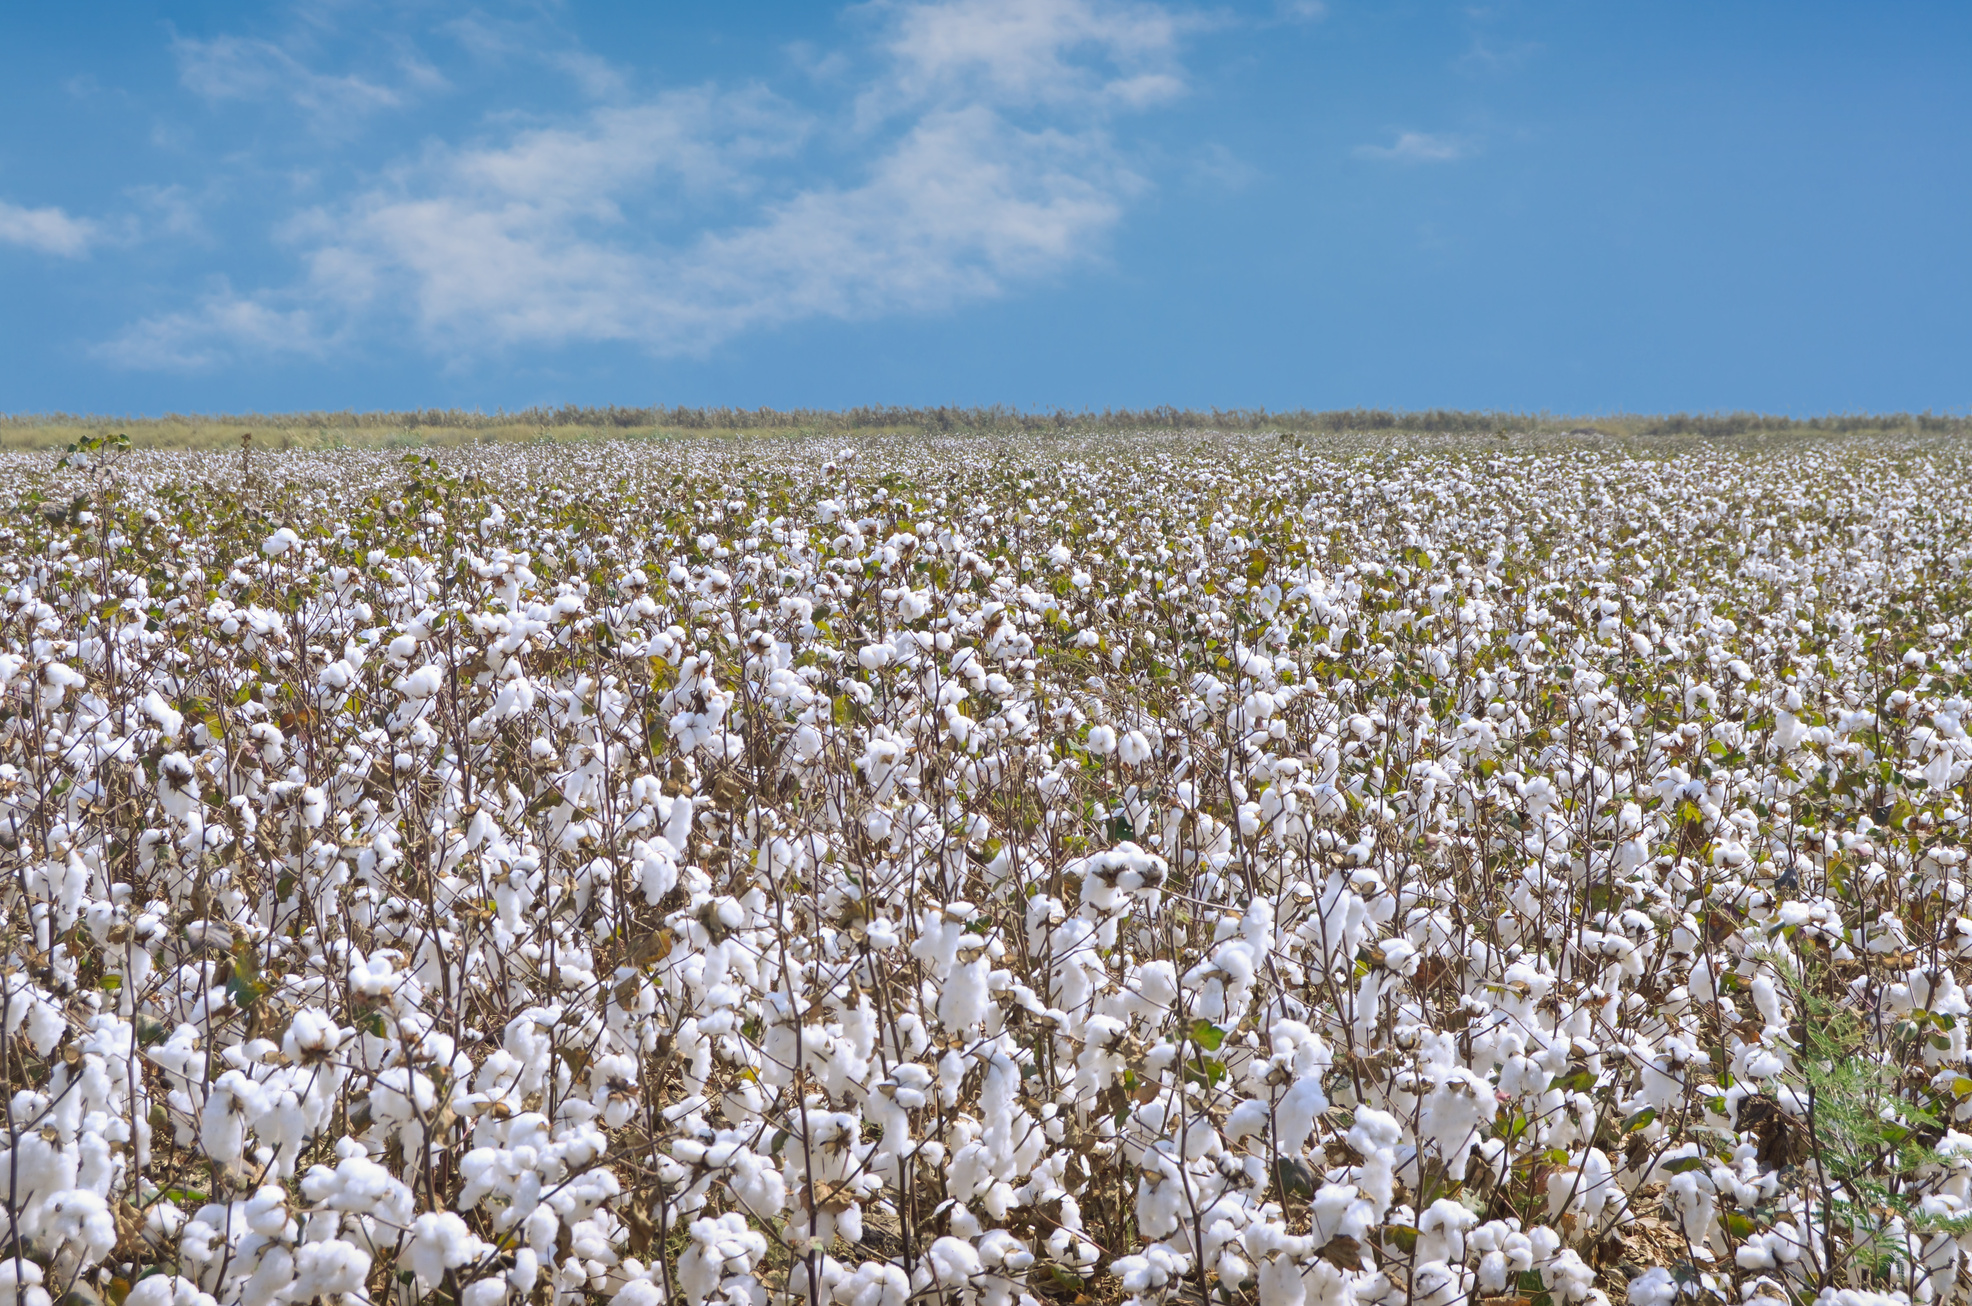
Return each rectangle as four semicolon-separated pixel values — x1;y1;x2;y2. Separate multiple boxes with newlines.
928;1236;984;1291
613;1281;665;1306
141;689;184;738
398;664;446;699
1086;725;1117;755
1348;1107;1402;1159
1273;1075;1330;1156
461;1280;508;1306
1751;976;1786;1028
1627;1268;1676;1306
837;1262;911;1306
1118;729;1153;766
40;662;85;707
1542;1249;1595;1304
283;1008;345;1065
262;527;301;557
389;634;420;660
43;1189;116;1263
124;1278;215;1306
370;1067;437;1140
201;1070;271;1165
407;1212;490;1288
243;1185;290;1238
0;1260;49;1306
1225;1099;1272;1143
287;1240;371;1301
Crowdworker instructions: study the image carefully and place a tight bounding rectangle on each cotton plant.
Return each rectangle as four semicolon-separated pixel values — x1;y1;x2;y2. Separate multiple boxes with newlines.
0;429;1970;1306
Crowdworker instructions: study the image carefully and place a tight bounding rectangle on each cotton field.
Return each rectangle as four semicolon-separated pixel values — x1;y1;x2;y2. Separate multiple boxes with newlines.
5;430;1972;1306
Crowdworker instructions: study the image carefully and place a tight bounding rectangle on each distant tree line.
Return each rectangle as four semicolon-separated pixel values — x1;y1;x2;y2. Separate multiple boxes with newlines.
2;405;1964;436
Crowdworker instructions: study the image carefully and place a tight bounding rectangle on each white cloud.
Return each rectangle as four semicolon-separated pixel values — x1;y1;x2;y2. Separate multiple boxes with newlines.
1353;131;1474;163
442;13;628;99
111;0;1188;369
0;200;98;257
1188;142;1259;190
172;32;435;130
870;0;1192;115
94;293;328;370
1458;36;1541;73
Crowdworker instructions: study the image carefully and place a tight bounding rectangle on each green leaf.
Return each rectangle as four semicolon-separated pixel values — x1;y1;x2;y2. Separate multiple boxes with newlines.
1664;1156;1708;1174
226;939;266;1011
1190;1019;1226;1051
1622;1107;1657;1132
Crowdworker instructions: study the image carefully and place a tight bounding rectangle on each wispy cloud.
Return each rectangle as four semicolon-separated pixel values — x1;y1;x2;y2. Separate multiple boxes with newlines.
172;32;441;132
1458;35;1541;74
111;0;1186;369
95;284;329;369
0;200;98;257
869;0;1194;115
1353;130;1474;163
1188;142;1259;190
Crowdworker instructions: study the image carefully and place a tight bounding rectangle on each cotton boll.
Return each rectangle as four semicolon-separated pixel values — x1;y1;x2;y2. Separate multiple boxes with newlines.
369;1067;437;1144
1087;725;1117;755
1273;1075;1330;1157
1118;729;1153;766
262;528;301;558
286;1240;371;1302
141;689;184;739
926;1236;984;1293
406;1212;491;1289
459;1282;507;1306
43;1189;117;1263
40;662;85;708
937;954;991;1032
1626;1268;1677;1306
200;1070;271;1166
0;1260;50;1306
397;664;446;699
124;1278;215;1306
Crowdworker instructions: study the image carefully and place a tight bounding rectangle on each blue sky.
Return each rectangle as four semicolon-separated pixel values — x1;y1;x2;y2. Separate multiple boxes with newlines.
2;1;1968;416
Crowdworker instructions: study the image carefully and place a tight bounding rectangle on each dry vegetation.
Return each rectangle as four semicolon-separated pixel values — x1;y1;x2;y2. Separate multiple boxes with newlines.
0;408;1966;453
3;427;1972;1306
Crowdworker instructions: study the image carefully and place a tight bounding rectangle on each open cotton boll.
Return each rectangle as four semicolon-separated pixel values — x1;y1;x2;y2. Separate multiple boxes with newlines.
1118;729;1153;766
126;1276;219;1306
0;1260;50;1306
39;662;85;708
406;1212;492;1289
262;527;301;557
140;689;183;738
287;1236;371;1301
42;1189;117;1263
396;664;447;699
